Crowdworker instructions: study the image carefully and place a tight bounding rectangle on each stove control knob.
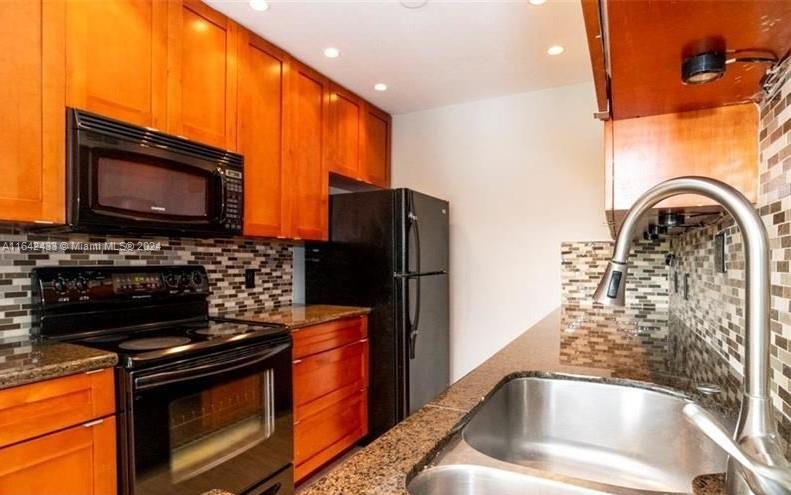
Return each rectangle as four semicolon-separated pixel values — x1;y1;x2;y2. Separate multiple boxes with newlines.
52;277;67;292
75;276;88;291
190;271;204;287
165;273;179;288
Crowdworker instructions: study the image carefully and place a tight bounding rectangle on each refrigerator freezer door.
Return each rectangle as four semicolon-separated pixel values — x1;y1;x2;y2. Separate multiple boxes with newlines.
399;272;450;415
398;190;449;276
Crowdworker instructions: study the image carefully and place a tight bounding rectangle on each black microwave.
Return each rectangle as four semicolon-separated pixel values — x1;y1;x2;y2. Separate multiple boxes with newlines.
66;108;243;237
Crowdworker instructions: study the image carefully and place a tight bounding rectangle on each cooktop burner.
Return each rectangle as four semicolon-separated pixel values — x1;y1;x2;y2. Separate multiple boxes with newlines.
190;322;255;337
119;336;192;351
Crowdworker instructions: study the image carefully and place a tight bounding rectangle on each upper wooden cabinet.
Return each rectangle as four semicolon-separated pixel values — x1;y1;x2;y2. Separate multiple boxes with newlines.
360;103;392;188
583;0;791;120
0;0;65;225
325;84;392;188
65;0;167;128
285;61;330;241
238;29;289;238
0;0;391;236
605;103;758;235
325;84;363;179
166;0;238;150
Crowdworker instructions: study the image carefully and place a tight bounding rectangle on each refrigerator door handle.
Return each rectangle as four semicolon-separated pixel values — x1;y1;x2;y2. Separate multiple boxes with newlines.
406;193;422;361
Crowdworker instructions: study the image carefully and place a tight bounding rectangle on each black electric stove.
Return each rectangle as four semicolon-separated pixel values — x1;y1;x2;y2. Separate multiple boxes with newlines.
32;265;294;495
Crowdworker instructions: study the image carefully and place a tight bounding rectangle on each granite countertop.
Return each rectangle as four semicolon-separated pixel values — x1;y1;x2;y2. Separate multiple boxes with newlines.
218;304;371;330
0;336;118;391
300;305;736;495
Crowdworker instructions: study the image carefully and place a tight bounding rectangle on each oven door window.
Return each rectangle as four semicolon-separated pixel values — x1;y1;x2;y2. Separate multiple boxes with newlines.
131;348;292;495
92;152;220;221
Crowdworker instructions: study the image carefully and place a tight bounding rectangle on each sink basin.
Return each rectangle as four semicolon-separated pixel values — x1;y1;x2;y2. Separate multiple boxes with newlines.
408;465;610;495
408;375;728;495
462;377;727;493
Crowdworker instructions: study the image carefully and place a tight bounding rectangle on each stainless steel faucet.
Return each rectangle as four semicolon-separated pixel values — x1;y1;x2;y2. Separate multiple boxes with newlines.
593;176;790;495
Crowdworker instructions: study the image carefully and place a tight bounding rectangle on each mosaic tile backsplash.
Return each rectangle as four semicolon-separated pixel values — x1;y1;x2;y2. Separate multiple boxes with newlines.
670;64;791;431
561;240;670;311
0;226;293;338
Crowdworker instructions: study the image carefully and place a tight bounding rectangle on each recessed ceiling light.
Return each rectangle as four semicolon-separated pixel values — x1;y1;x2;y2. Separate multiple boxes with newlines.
249;0;269;12
400;0;429;8
528;0;546;5
323;47;340;58
374;83;388;92
547;45;565;56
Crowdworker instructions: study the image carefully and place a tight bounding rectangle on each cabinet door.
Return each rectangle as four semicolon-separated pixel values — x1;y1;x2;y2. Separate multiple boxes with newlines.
360;103;391;188
238;30;289;238
65;0;167;128
0;368;115;449
0;417;117;495
167;0;238;150
325;83;362;179
0;0;65;224
294;388;366;482
285;61;329;241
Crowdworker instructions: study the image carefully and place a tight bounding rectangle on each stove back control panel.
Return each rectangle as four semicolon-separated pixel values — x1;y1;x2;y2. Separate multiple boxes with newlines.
32;265;210;306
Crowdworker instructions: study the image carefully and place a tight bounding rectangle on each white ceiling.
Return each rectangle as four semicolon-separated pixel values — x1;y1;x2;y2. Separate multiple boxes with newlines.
206;0;593;114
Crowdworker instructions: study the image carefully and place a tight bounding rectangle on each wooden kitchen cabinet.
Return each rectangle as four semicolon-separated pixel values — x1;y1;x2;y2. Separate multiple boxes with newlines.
0;368;116;494
166;0;238;150
360;103;392;188
0;417;117;495
605;103;758;235
292;316;369;483
325;83;363;180
65;0;167;129
582;0;791;120
238;29;289;238
285;61;330;241
0;0;65;225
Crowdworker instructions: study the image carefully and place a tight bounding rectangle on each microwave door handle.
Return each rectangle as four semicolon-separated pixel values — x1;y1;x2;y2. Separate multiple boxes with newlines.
215;168;227;222
134;343;289;391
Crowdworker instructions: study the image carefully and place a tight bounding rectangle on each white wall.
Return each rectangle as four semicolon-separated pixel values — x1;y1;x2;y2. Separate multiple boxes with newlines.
392;81;611;380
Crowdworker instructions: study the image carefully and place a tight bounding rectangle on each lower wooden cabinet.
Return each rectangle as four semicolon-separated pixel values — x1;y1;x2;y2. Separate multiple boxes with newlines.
292;316;369;483
0;417;116;495
0;369;116;495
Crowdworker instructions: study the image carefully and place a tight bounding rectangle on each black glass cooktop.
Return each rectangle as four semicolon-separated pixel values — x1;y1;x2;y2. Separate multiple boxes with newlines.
78;319;288;367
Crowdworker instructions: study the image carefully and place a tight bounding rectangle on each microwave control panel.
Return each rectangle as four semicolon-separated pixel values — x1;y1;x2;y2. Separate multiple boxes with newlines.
223;168;243;232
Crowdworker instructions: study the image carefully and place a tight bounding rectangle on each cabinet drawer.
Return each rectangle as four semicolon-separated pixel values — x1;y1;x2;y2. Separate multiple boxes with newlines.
294;388;367;478
293;339;368;422
0;368;114;448
292;316;367;359
0;415;116;495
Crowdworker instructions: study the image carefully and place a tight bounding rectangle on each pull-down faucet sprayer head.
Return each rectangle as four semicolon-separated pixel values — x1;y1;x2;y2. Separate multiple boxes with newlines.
593;260;628;306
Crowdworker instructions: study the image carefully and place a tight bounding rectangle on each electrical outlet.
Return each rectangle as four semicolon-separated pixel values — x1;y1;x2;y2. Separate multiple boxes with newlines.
245;269;256;289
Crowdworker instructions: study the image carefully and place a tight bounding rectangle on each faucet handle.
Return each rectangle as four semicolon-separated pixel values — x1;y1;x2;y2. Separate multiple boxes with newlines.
682;404;791;495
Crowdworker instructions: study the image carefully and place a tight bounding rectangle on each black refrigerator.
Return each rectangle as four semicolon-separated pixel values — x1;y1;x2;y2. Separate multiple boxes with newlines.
305;188;450;439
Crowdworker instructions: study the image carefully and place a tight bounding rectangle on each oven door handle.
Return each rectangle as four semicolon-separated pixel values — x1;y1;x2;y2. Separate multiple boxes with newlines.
134;343;289;391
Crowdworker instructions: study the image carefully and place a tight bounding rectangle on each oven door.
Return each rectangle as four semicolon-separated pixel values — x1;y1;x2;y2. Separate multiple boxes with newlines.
126;339;293;495
72;130;228;234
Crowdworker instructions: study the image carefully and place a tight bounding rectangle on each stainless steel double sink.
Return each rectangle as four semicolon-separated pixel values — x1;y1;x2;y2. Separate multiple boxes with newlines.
408;376;728;495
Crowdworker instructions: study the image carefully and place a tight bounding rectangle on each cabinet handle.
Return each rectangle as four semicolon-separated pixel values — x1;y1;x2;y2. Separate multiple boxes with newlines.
83;419;104;428
293;359;303;364
84;369;104;375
